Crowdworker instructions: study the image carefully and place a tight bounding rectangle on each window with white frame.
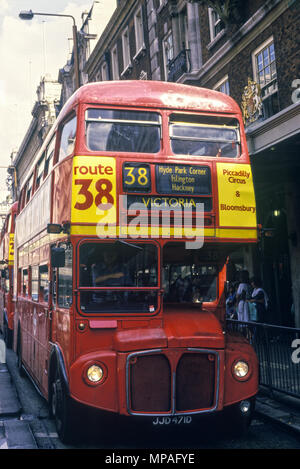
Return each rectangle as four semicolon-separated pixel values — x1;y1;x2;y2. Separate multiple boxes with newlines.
111;45;119;80
252;37;277;100
163;31;174;80
208;8;225;42
122;27;131;72
213;75;230;95
134;6;145;56
101;61;109;81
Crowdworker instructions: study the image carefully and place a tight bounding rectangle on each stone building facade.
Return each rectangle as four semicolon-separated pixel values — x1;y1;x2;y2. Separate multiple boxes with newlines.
12;75;61;198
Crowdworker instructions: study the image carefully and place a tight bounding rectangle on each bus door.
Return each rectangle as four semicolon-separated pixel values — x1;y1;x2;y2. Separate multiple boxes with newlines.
50;242;73;361
30;265;49;386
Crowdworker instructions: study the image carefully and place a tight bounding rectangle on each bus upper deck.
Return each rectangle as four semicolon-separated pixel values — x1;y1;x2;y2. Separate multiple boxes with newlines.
17;81;256;245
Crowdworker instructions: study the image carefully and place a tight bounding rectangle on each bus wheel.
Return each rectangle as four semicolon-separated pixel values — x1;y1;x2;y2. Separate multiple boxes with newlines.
50;368;75;444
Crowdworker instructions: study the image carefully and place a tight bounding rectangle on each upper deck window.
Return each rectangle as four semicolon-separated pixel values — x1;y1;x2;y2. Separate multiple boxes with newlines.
58;115;77;162
169;114;240;158
85;109;161;154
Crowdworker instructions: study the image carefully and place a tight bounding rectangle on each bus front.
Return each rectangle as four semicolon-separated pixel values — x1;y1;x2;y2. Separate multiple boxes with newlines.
53;82;258;441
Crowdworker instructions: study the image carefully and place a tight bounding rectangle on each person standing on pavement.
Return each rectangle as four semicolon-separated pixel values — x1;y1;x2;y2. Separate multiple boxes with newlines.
236;270;251;302
249;276;269;323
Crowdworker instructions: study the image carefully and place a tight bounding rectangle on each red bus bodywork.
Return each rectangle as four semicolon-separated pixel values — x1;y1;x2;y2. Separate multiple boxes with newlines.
0;201;17;348
13;82;258;442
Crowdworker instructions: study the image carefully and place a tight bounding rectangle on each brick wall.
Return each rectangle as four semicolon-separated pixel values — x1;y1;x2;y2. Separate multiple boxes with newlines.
194;4;300;114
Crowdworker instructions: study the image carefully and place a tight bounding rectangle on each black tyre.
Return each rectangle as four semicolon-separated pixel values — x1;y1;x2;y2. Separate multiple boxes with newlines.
50;367;76;444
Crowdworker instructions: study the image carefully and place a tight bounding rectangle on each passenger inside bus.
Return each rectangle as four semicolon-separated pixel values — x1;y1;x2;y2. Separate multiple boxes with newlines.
163;243;218;304
91;250;130;287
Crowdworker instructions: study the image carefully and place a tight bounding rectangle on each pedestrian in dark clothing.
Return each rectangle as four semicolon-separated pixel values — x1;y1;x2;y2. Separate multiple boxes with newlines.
249;276;269;323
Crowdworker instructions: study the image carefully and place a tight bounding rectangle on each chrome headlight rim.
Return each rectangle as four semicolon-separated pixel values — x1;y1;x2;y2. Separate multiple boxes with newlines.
232;359;251;381
83;361;107;386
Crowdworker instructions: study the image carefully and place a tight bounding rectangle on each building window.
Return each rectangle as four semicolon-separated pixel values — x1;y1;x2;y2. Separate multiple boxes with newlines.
134;7;145;56
208;8;225;42
213;75;230;95
163;31;174;80
122;27;131;72
101;61;109;81
44;135;56;177
111;45;119;80
25;174;34;204
252;37;279;119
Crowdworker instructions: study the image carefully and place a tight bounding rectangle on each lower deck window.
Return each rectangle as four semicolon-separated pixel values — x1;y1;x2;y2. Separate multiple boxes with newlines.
163;243;218;303
78;241;158;314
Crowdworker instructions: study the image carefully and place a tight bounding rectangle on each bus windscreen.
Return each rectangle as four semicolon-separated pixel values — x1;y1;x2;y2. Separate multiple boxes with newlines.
170;114;240;158
79;241;158;314
85;108;161;153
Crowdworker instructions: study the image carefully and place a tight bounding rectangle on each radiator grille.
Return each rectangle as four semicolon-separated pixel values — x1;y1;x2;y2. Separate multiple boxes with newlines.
176;353;215;411
128;351;217;414
129;354;171;412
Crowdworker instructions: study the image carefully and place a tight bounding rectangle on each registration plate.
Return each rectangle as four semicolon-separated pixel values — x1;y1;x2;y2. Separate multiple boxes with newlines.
152;416;192;426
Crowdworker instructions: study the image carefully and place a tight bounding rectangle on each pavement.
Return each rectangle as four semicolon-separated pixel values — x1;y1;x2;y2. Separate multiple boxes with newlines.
0;338;300;449
0;342;38;449
255;391;300;435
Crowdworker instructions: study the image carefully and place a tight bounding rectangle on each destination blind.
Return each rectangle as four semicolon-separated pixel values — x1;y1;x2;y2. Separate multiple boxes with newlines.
156;164;211;196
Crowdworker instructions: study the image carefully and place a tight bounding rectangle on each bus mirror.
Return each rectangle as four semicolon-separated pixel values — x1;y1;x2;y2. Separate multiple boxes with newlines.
47;223;63;234
51;247;65;268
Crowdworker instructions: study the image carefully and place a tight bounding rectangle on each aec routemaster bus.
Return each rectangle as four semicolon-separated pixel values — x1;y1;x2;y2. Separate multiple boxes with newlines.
13;81;258;443
0;201;17;348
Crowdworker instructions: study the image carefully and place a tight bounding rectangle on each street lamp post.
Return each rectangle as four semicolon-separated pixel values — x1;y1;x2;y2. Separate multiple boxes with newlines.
19;9;80;90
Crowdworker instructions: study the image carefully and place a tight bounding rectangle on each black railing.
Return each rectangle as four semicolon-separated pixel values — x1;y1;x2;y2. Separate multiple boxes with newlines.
226;320;300;399
167;49;191;82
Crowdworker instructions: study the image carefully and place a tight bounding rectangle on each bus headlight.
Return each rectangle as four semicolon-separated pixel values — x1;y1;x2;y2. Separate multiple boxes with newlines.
233;360;249;379
87;364;104;383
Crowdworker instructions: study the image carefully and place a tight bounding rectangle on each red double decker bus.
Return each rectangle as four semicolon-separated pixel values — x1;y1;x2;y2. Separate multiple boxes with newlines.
13;81;258;442
0;201;17;348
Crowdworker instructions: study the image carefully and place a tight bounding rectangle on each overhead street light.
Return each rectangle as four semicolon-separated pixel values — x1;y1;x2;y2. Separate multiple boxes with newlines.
19;9;80;90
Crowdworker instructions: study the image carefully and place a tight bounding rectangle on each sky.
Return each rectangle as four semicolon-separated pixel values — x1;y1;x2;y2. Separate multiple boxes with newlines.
0;0;116;202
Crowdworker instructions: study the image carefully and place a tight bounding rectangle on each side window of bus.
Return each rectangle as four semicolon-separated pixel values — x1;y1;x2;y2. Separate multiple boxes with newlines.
57;243;73;308
1;268;8;292
22;269;28;296
44;136;56;179
31;266;39;301
4;268;9;293
39;265;49;302
58;115;77;163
